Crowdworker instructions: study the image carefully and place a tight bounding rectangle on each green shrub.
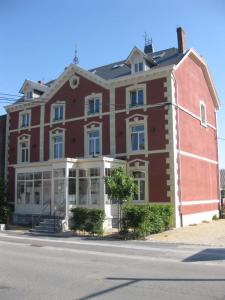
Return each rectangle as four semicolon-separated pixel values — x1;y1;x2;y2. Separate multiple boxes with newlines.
71;207;105;236
0;206;9;224
122;204;174;239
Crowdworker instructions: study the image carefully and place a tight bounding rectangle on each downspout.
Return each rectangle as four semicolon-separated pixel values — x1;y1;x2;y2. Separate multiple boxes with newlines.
172;71;183;227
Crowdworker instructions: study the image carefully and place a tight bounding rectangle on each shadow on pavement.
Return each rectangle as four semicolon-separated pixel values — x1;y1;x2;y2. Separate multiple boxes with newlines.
183;248;225;262
77;277;225;300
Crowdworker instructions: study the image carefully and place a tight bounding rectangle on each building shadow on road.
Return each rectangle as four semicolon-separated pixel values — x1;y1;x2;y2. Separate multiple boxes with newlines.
77;276;225;300
183;248;225;262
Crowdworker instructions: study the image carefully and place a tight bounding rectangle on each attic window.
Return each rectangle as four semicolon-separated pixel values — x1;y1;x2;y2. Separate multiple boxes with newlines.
134;62;143;73
26;91;33;100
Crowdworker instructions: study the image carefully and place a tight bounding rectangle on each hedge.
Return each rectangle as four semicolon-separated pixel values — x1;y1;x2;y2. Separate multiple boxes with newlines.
122;204;174;239
71;207;105;236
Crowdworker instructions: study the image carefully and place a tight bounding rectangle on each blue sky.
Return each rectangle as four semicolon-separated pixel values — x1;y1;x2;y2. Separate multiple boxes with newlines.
0;0;225;165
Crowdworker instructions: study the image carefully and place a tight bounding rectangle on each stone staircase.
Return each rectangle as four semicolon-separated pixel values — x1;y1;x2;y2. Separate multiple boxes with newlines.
30;218;63;234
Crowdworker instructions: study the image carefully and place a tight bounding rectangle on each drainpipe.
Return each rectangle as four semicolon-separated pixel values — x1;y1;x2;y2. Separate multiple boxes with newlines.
172;71;183;227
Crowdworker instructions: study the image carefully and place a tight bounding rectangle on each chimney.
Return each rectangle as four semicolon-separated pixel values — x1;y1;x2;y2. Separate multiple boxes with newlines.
177;27;186;53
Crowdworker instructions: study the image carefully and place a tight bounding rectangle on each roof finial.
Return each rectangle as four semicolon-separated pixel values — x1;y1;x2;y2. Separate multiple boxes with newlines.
73;45;79;65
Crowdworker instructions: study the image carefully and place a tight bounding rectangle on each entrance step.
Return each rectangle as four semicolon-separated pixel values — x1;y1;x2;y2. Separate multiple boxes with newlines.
30;218;63;234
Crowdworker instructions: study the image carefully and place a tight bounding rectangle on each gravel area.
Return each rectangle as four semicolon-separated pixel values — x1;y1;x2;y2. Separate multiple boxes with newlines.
148;219;225;246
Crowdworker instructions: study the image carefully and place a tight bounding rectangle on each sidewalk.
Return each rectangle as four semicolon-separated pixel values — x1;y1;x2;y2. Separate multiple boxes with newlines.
148;219;225;246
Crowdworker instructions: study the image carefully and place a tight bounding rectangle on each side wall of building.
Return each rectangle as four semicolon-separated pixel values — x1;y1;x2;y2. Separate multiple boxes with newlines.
175;56;220;225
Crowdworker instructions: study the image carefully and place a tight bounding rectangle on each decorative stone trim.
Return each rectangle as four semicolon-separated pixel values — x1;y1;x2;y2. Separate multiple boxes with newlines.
69;74;80;89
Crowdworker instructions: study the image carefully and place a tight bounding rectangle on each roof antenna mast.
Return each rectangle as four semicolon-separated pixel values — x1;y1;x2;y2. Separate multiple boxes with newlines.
73;44;79;65
144;32;154;54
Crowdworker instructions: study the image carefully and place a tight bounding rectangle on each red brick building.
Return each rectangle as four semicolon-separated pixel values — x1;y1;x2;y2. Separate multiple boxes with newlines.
0;115;6;179
5;27;220;229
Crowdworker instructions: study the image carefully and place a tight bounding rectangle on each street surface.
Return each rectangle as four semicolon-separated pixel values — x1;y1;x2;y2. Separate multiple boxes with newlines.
0;232;225;300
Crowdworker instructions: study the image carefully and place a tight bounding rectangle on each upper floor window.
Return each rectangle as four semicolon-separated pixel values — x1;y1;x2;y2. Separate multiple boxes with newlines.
126;84;146;111
130;89;144;107
53;105;64;121
85;93;102;118
88;97;100;115
131;124;145;151
18;135;30;163
200;102;207;126
133;171;145;201
19;111;31;128
50;129;64;159
134;62;143;73
88;130;100;156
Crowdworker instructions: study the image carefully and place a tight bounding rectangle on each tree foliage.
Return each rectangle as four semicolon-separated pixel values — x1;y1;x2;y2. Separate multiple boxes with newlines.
105;167;137;229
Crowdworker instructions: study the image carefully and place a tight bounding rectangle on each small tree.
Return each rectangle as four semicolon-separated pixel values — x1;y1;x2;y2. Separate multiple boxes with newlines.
105;167;137;230
0;178;10;224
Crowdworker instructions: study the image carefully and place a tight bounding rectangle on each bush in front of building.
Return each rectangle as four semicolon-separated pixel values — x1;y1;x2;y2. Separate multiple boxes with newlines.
122;204;174;239
71;207;105;236
0;178;10;225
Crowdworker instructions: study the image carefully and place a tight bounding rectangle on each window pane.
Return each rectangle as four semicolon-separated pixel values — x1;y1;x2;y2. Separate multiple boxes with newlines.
130;91;137;106
25;181;33;204
69;178;76;205
54;168;65;177
95;98;100;113
34;180;41;205
131;133;138;151
69;169;76;178
17;181;25;204
89;99;95;114
134;63;138;72
140;180;145;200
139;62;143;71
89;139;94;155
90;168;100;177
43;171;52;179
95;138;100;154
139;132;145;150
79;178;88;205
90;178;100;205
138;90;144;105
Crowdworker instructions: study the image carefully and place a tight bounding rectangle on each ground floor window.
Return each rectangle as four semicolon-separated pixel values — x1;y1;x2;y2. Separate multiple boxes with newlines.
133;171;145;201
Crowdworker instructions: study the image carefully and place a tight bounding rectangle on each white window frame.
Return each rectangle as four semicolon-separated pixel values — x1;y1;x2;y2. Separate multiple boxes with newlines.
84;122;102;157
134;62;144;73
85;93;102;119
200;101;207;127
51;102;65;124
49;128;65;159
126;84;146;112
25;91;33;100
17;134;30;164
126;115;148;156
19;110;31;129
128;159;149;204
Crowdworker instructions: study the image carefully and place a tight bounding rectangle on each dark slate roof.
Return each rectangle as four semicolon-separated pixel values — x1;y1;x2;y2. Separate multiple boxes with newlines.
13;47;185;105
89;47;185;80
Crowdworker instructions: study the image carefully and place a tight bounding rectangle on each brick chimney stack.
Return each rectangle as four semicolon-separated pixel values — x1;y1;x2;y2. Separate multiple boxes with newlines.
177;27;186;53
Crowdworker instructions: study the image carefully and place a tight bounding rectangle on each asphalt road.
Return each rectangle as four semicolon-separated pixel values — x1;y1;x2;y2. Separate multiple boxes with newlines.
0;232;225;300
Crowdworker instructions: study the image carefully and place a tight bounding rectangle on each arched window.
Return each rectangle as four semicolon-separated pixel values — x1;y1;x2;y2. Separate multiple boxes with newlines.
50;129;65;159
18;135;30;163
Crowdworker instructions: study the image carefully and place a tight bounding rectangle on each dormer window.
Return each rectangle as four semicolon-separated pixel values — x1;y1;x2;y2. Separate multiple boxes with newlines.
25;91;33;100
134;62;143;73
